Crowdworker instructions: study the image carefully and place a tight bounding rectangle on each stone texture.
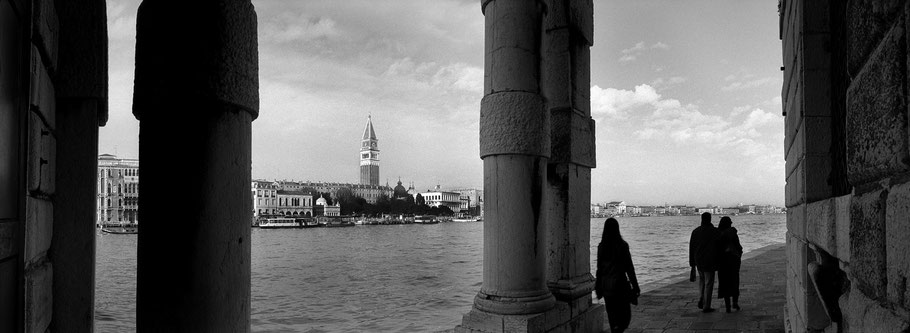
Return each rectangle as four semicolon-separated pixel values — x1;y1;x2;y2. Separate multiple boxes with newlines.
570;43;591;117
541;27;572;111
482;0;540;94
841;283;910;332
850;189;888;299
847;0;904;75
133;1;259;119
27;112;55;195
24;197;52;264
786;161;806;208
29;46;55;130
846;17;909;186
0;222;17;260
886;181;910;309
32;0;58;71
788;203;806;240
480;92;550;158
24;262;52;333
805;155;833;203
53;0;108;124
549;109;594;167
834;194;852;263
808;199;836;255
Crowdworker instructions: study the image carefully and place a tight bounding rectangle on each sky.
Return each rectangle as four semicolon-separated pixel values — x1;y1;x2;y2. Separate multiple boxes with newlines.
101;0;784;207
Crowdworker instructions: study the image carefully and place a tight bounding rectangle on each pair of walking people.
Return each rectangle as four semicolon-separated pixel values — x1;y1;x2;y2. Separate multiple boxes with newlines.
689;212;743;313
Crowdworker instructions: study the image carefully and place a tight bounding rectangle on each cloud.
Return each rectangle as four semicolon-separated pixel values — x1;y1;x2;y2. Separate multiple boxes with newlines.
591;84;661;118
721;77;779;91
260;15;341;43
618;41;671;63
650;76;687;89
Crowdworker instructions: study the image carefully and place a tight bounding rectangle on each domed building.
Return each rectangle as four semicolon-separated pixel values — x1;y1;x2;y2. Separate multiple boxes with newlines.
392;178;410;200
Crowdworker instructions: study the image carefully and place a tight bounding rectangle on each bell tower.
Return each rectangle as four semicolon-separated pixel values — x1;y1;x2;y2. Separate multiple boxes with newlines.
360;115;380;185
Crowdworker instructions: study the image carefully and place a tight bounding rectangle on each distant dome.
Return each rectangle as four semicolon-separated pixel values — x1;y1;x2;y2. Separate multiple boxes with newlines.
393;179;408;199
316;196;327;206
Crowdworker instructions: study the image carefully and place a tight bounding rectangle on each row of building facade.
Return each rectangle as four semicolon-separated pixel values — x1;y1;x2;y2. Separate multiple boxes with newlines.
590;201;785;217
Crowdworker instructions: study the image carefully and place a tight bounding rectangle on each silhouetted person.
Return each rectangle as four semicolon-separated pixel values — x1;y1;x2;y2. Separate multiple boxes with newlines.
689;212;719;312
595;218;640;333
717;216;743;313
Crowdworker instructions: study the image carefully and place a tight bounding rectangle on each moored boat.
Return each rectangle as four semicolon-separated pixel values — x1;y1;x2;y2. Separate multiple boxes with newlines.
259;217;303;229
414;215;439;224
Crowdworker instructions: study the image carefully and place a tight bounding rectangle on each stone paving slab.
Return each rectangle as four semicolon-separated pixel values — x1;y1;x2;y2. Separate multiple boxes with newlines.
598;243;787;333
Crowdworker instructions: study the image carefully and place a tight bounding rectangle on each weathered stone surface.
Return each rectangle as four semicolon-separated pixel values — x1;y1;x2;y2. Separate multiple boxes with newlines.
29;46;55;130
541;27;571;111
570;43;591;116
483;0;540;94
134;1;259;119
886;181;910;309
24;197;52;264
549;109;594;167
808;199;836;254
804;116;832;154
850;189;888;299
834;194;852;263
846;20;909;186
841;283;910;332
27;113;55;195
54;0;108;124
459;308;504;332
568;0;593;46
0;222;18;260
805;155;833;203
788;203;807;239
32;0;58;71
786;161;806;208
24;262;52;333
480;92;549;158
847;0;904;75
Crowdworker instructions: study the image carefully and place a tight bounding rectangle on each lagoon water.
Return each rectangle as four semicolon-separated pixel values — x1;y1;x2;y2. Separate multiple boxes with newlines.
95;214;786;332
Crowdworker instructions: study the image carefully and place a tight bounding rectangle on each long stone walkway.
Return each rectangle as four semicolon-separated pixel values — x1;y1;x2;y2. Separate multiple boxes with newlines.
600;243;787;333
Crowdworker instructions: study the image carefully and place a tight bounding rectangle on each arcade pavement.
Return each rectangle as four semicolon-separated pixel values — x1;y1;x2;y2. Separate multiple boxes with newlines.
606;243;787;333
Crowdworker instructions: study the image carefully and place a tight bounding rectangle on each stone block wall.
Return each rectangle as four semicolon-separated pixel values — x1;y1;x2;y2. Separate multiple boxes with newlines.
782;0;910;331
0;0;106;331
24;1;59;331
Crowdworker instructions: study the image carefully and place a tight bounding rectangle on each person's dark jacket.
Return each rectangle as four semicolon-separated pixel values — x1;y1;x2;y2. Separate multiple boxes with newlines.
717;226;743;266
595;241;640;301
689;224;719;272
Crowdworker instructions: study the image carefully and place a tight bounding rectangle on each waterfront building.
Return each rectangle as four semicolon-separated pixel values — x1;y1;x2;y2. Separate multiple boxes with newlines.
276;190;313;216
315;195;340;216
251;180;279;217
447;187;484;216
360;115;380;186
97;154;139;225
272;180;390;205
626;206;642;216
420;185;462;213
604;201;626;215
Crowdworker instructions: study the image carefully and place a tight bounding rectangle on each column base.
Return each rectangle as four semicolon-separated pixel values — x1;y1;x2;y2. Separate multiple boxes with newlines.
456;295;604;333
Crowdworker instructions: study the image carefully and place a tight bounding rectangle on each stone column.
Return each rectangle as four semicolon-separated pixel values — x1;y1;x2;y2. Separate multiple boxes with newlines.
133;1;258;332
51;0;108;330
459;0;555;331
539;1;602;331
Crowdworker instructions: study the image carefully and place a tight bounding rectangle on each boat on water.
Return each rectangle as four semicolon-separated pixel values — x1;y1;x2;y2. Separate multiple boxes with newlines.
297;217;320;228
260;217;304;229
99;222;139;234
101;226;138;234
451;216;483;223
414;215;439;224
320;216;356;227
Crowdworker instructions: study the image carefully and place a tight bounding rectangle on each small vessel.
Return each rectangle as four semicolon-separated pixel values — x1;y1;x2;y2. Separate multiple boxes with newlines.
452;216;482;223
259;217;302;229
414;215;439;224
320;216;356;227
297;217;320;228
100;222;139;234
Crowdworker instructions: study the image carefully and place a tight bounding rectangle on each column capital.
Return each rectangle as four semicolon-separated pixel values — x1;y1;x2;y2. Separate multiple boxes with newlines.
133;0;259;120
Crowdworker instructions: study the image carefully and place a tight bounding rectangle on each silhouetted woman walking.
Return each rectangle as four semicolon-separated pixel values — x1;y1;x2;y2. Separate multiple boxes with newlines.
595;218;640;333
716;216;743;313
